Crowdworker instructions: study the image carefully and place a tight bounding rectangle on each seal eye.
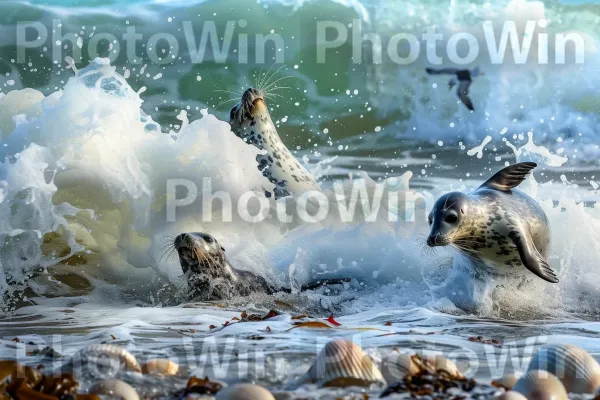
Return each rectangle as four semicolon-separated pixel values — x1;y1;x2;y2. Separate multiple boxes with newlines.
445;214;458;224
204;236;214;244
428;216;433;225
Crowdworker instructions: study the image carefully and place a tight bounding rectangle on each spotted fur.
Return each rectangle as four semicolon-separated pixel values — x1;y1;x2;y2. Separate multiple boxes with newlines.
229;88;320;199
427;163;557;283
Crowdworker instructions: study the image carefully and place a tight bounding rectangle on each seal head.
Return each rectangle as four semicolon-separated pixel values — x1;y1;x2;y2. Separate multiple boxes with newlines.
174;232;273;301
229;88;319;199
229;88;269;149
174;231;353;301
427;191;470;247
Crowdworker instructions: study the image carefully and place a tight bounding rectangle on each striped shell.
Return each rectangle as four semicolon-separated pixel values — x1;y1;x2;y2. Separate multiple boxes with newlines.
89;379;140;400
84;344;141;372
299;339;385;387
495;391;527;400
492;373;522;390
514;370;568;400
215;384;275;400
141;359;179;376
381;350;419;382
528;344;600;394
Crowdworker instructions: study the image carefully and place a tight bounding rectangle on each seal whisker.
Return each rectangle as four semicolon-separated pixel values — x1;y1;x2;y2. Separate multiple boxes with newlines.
214;89;245;96
261;64;286;91
214;97;240;109
255;66;264;89
258;63;278;91
263;76;293;92
264;86;291;94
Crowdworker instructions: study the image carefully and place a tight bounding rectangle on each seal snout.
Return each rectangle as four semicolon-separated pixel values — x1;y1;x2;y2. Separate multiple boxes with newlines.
242;87;264;107
427;233;449;247
174;233;191;249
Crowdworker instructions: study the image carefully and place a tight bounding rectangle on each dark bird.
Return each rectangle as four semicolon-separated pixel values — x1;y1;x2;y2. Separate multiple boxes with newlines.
426;67;482;111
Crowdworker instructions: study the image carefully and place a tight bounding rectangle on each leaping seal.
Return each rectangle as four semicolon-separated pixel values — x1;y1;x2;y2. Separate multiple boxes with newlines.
426;162;558;283
174;232;350;300
229;88;320;199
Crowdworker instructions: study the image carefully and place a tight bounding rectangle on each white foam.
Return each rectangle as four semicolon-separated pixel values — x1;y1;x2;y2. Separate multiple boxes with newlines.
1;59;600;321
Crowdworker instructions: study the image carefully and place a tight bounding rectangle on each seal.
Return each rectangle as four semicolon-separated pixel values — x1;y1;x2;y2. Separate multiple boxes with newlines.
174;232;350;300
426;162;558;283
229;87;320;199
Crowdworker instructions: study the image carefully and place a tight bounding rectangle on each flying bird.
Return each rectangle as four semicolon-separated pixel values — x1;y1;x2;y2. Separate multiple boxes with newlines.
426;67;482;111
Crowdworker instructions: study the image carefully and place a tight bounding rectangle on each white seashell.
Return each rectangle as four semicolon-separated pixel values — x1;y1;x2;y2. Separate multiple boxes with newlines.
514;370;568;400
90;379;140;400
495;391;527;400
528;344;600;394
141;358;179;376
422;354;462;377
492;373;522;390
84;344;141;372
381;350;419;382
215;384;275;400
299;339;386;387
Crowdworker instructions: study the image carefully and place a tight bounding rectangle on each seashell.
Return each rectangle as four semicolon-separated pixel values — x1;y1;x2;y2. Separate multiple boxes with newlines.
422;354;462;377
84;344;141;372
141;359;179;376
514;370;568;400
215;384;275;400
528;344;600;394
492;373;522;390
0;361;18;382
298;339;385;387
381;350;419;382
495;391;527;400
90;379;140;400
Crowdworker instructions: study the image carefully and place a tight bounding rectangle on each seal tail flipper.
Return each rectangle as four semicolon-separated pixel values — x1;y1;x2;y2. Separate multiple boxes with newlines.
511;230;559;283
478;162;537;192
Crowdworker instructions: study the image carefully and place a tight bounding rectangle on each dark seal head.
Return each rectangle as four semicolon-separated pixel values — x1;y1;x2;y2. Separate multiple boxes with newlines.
173;232;353;301
427;192;470;247
174;232;274;301
229;88;270;149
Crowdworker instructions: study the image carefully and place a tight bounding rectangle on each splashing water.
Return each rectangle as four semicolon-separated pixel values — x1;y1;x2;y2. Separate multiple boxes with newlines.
0;57;598;322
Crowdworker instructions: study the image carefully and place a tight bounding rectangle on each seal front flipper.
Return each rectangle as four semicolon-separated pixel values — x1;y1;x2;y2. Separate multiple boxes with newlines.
479;162;537;192
510;230;559;283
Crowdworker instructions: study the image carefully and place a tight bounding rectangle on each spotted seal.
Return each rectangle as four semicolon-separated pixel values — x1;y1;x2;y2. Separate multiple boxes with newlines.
229;88;320;199
174;232;350;300
426;162;558;283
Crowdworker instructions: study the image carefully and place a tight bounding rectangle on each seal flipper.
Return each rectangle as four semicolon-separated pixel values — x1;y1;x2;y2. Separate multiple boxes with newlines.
510;230;558;283
479;162;537;192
